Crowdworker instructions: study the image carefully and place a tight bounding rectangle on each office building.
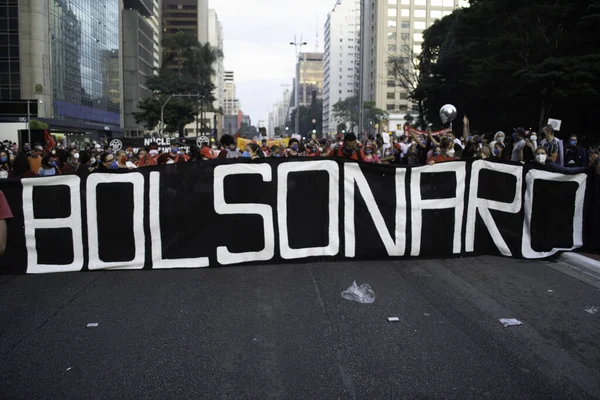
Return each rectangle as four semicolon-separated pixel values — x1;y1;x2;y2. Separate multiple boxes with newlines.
223;70;240;115
323;0;361;133
296;52;324;108
162;0;208;41
360;0;467;129
6;0;123;135
122;0;161;136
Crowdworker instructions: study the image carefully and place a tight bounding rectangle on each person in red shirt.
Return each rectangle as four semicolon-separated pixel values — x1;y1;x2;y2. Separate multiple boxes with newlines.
0;190;13;255
137;149;157;167
157;142;186;165
305;141;321;157
335;133;366;161
199;143;215;160
427;138;459;165
12;152;37;178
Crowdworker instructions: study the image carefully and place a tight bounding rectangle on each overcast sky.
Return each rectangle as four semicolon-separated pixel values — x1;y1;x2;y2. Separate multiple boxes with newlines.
210;0;333;125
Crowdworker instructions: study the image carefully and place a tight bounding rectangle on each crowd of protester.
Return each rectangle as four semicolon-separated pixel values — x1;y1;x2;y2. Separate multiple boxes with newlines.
0;118;598;179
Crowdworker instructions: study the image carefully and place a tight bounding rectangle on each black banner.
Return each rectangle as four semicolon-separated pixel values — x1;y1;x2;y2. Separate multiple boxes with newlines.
0;158;595;274
107;136;210;153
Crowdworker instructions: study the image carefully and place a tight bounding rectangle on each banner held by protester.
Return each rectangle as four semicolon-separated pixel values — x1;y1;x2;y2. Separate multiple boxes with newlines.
0;158;594;274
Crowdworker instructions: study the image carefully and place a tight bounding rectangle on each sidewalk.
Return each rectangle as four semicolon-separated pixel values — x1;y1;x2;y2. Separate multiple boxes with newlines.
558;251;600;281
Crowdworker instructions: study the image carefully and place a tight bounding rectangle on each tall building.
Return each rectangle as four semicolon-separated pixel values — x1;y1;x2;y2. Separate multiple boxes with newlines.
323;0;361;134
121;0;162;136
6;0;123;135
360;0;466;128
162;0;207;41
296;52;324;107
207;9;224;136
208;9;224;112
223;70;239;115
269;87;291;136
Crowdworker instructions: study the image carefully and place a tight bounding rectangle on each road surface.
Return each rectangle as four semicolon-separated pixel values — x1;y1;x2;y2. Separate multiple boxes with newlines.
1;256;599;399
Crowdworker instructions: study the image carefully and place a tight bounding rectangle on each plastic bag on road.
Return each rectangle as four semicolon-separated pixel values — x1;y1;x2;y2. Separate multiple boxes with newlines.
341;281;375;304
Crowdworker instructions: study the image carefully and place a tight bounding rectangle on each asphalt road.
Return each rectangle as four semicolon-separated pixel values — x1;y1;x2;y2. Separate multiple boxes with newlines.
1;256;599;400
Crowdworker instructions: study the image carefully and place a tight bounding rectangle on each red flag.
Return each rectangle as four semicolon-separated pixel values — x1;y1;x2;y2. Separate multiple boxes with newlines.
44;129;55;150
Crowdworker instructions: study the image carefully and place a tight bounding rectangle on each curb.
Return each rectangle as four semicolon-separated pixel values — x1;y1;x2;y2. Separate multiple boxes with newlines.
558;253;600;281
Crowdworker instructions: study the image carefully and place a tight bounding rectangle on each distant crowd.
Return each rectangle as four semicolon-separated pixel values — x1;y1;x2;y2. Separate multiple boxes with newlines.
0;118;597;180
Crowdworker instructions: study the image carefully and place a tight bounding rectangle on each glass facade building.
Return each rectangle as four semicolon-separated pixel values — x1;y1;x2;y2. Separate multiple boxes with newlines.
0;0;20;100
50;0;121;126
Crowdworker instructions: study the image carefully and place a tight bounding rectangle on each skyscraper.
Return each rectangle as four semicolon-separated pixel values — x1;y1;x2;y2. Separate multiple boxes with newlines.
323;0;361;134
360;0;467;128
121;0;161;136
223;70;239;116
10;0;123;135
296;52;324;108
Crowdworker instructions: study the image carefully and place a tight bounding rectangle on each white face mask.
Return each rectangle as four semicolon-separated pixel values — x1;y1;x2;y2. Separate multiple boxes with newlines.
73;153;80;160
149;150;159;157
411;141;417;146
535;154;547;164
212;145;217;150
447;149;456;157
530;135;537;141
497;136;505;143
89;157;96;164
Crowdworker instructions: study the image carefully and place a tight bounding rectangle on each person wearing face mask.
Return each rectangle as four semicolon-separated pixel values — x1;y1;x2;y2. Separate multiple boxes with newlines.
137;148;157;167
97;153;119;171
241;144;254;159
381;147;395;164
285;139;302;157
217;134;242;159
427;138;458;165
38;154;60;176
564;134;587;168
75;150;92;179
426;145;442;165
158;142;186;165
488;131;505;154
28;144;43;173
260;138;270;155
305;141;320;157
270;145;282;158
522;132;538;163
540;125;559;164
116;150;137;169
335;133;365;161
363;144;380;164
511;128;527;162
533;147;548;166
0;150;11;179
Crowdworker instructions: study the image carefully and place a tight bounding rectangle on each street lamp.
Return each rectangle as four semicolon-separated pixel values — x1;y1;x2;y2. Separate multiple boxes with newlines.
160;93;200;137
290;36;307;136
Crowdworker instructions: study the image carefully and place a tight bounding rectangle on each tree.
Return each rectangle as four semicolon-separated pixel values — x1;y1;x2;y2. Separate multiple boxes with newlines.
133;31;221;136
332;96;388;134
387;46;427;129
415;0;600;136
336;122;348;133
289;99;324;137
332;96;359;132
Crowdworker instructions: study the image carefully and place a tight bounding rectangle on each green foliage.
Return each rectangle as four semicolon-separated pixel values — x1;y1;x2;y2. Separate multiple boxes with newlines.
289;98;323;136
336;122;347;133
332;96;388;133
133;31;221;136
416;0;600;137
29;120;48;130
